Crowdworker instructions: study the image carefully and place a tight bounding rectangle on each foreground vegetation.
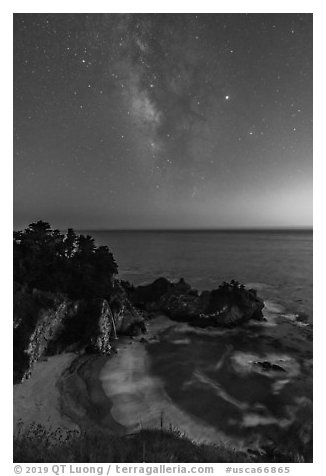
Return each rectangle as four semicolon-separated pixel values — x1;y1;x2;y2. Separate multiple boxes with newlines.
14;424;308;463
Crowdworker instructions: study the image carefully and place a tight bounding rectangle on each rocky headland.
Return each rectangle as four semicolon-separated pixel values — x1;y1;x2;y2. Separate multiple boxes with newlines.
13;222;312;463
14;276;265;384
123;277;265;326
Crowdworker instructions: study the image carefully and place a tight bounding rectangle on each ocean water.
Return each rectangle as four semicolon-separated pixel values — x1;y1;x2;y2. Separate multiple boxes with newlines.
93;229;313;453
90;229;313;322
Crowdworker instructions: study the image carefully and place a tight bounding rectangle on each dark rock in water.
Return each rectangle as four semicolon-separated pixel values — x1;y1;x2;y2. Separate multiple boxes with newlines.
123;277;173;308
126;278;264;328
191;282;265;327
271;364;286;372
295;312;309;323
159;291;202;320
254;361;286;372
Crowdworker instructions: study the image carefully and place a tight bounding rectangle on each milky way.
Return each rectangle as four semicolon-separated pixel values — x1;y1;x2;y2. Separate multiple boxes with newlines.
14;14;312;229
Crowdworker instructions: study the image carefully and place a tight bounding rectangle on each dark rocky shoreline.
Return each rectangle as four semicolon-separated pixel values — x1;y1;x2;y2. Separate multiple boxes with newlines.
13;223;312;462
124;277;265;326
14;276;265;383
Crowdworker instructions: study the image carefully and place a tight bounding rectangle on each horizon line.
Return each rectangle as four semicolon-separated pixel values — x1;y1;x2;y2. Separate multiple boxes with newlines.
77;226;313;232
13;223;313;233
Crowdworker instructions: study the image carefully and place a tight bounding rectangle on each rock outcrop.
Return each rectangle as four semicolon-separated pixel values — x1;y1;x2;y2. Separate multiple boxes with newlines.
253;361;286;372
13;282;144;383
110;281;146;336
123;278;264;327
13;288;76;382
14;276;263;383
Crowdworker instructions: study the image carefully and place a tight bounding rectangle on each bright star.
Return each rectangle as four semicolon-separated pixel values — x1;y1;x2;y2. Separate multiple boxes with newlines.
225;95;230;100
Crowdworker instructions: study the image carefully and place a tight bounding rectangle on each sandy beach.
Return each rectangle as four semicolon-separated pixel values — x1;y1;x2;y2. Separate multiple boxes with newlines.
14;351;123;436
13;315;230;446
13;353;79;434
99;315;233;445
14;309;312;455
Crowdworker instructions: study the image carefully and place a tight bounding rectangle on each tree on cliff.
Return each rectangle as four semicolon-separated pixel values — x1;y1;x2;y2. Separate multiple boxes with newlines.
13;221;118;299
64;228;77;258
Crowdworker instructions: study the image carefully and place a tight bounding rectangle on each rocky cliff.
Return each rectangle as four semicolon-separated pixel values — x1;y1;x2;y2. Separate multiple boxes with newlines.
14;275;263;383
13;281;145;383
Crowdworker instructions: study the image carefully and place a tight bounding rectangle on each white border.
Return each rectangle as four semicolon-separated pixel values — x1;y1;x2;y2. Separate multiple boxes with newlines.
4;2;323;473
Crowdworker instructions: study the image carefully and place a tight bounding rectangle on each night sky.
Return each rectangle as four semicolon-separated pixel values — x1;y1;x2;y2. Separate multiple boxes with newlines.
14;13;313;230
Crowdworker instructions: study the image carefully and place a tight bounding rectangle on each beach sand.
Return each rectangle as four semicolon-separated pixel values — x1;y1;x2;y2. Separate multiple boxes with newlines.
13;351;123;436
13;315;230;447
99;315;231;445
13;353;79;434
13;312;312;452
57;353;124;435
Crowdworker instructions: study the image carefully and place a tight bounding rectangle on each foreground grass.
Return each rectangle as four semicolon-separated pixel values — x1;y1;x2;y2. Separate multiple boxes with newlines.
13;423;308;463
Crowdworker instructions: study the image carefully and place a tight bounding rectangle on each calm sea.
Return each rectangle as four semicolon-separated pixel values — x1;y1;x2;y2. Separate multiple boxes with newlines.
89;229;313;322
94;229;313;450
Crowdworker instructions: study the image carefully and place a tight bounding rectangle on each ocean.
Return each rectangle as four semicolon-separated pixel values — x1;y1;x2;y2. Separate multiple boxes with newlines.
93;229;313;452
90;229;313;322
